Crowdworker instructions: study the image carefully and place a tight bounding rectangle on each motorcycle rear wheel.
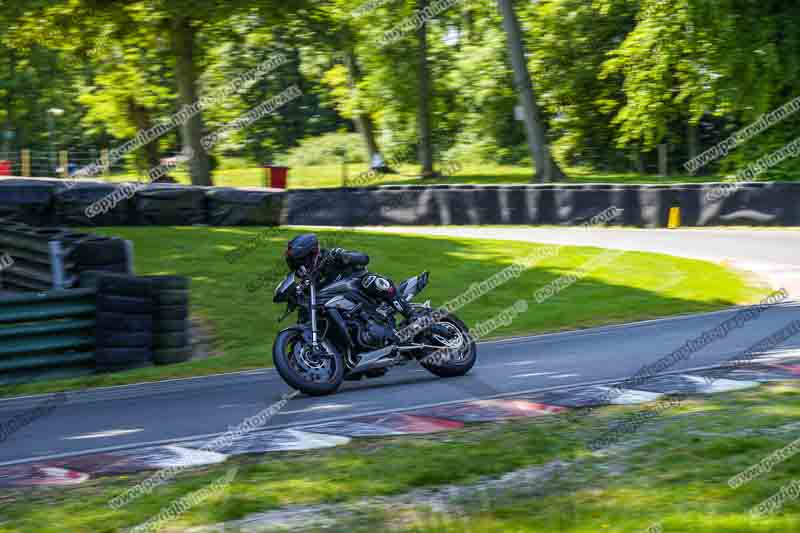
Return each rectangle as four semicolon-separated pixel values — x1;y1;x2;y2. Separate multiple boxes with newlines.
418;313;477;378
273;330;345;396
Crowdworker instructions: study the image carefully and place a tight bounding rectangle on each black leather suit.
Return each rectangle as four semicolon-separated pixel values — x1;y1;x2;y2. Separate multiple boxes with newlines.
317;248;413;317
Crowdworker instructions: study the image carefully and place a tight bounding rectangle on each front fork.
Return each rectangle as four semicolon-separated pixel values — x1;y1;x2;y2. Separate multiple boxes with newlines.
309;281;320;349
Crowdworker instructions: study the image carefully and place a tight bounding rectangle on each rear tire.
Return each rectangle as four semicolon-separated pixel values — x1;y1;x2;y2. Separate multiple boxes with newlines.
418;313;477;378
273;329;344;396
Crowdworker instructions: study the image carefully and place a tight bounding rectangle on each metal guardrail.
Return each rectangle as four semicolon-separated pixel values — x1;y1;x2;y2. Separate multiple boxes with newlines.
0;220;134;292
0;288;96;385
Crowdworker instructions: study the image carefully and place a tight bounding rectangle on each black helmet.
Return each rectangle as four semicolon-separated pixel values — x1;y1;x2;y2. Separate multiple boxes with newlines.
286;233;321;271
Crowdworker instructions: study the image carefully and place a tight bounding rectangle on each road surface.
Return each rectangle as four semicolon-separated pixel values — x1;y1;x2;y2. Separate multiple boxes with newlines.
1;227;799;466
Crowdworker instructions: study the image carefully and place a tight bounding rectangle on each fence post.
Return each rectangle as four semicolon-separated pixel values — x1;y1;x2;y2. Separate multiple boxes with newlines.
101;149;110;176
59;150;68;178
48;241;66;290
21;150;30;177
124;240;135;275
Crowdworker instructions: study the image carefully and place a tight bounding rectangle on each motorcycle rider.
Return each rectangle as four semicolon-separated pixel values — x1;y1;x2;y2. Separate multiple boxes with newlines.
284;233;417;321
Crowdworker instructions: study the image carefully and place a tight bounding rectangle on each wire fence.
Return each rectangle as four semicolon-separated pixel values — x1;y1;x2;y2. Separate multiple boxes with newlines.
0;150;185;181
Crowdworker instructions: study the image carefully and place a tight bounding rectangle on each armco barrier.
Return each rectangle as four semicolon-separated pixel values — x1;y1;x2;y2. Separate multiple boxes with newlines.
0;288;96;385
0;220;133;291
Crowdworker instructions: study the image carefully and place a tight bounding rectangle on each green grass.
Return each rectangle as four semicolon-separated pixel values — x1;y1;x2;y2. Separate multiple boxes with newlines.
106;162;724;189
382;383;800;533
2;227;767;398
3;380;799;532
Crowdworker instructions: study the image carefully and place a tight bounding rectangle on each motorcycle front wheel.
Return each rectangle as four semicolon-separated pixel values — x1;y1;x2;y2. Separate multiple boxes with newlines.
273;329;345;396
418;313;477;378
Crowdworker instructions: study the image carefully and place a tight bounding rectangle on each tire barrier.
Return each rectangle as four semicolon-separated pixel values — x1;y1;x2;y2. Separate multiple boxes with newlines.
0;288;96;385
0;178;287;227
0;219;133;292
141;275;192;365
698;182;788;226
285;182;800;227
54;182;134;227
134;184;207;226
0;180;64;226
0;271;194;383
206;188;284;226
81;272;192;369
2;177;799;228
638;185;677;228
94;274;154;370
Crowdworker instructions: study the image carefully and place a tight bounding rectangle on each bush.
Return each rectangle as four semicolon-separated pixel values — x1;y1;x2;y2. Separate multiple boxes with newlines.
285;132;367;167
443;132;529;166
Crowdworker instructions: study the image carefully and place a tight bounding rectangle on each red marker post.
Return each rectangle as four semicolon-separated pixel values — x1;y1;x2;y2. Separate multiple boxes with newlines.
263;165;289;189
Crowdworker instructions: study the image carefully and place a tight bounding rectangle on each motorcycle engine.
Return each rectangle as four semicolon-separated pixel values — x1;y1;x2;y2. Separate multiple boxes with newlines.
354;316;395;349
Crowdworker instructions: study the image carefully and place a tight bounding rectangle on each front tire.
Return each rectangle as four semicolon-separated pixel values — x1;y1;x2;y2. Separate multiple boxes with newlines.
418;313;477;378
273;329;345;396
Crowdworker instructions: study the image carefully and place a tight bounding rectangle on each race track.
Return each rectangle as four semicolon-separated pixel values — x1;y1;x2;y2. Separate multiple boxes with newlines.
2;228;799;466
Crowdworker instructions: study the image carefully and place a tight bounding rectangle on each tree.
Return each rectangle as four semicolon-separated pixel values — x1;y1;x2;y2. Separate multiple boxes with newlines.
170;14;212;184
497;0;566;182
292;0;386;166
416;0;436;177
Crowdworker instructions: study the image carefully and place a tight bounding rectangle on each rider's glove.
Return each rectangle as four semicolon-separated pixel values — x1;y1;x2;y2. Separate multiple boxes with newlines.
329;247;346;263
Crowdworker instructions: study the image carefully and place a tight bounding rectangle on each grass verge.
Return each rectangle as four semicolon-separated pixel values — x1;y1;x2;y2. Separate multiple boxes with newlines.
106;162;722;189
3;228;767;398
2;381;799;532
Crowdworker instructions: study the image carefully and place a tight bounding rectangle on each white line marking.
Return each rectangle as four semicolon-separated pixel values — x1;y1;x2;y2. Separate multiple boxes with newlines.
594;387;664;404
63;429;144;441
512;372;556;379
278;404;354;416
0;362;757;468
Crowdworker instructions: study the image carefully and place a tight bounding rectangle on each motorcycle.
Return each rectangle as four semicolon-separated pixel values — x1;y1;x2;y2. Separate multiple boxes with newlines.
272;261;476;396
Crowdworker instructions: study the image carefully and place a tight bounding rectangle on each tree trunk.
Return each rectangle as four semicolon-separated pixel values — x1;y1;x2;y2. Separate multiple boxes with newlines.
3;48;15;154
345;50;380;164
462;7;474;45
171;16;212;186
687;121;699;170
634;151;646;174
497;0;566;182
417;0;435;177
126;98;161;170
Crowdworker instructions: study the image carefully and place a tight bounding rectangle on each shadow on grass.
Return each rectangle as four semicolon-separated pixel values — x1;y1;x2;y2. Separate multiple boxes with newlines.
3;226;763;398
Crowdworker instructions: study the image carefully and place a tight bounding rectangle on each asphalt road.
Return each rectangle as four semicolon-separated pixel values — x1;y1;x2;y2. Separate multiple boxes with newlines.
1;228;799;466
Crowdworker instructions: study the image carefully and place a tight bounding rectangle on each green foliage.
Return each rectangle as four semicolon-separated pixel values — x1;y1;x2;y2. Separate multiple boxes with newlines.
285;131;366;166
4;0;800;180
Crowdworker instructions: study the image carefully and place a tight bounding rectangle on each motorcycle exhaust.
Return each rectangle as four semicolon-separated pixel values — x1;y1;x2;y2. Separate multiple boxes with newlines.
349;345;398;375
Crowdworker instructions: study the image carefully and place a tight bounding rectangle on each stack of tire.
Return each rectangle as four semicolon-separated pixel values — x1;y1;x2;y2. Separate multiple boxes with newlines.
66;236;131;277
95;274;154;370
146;276;193;365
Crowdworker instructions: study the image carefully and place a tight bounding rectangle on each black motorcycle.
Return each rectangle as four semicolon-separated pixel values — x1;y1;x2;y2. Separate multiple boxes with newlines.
272;262;476;396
